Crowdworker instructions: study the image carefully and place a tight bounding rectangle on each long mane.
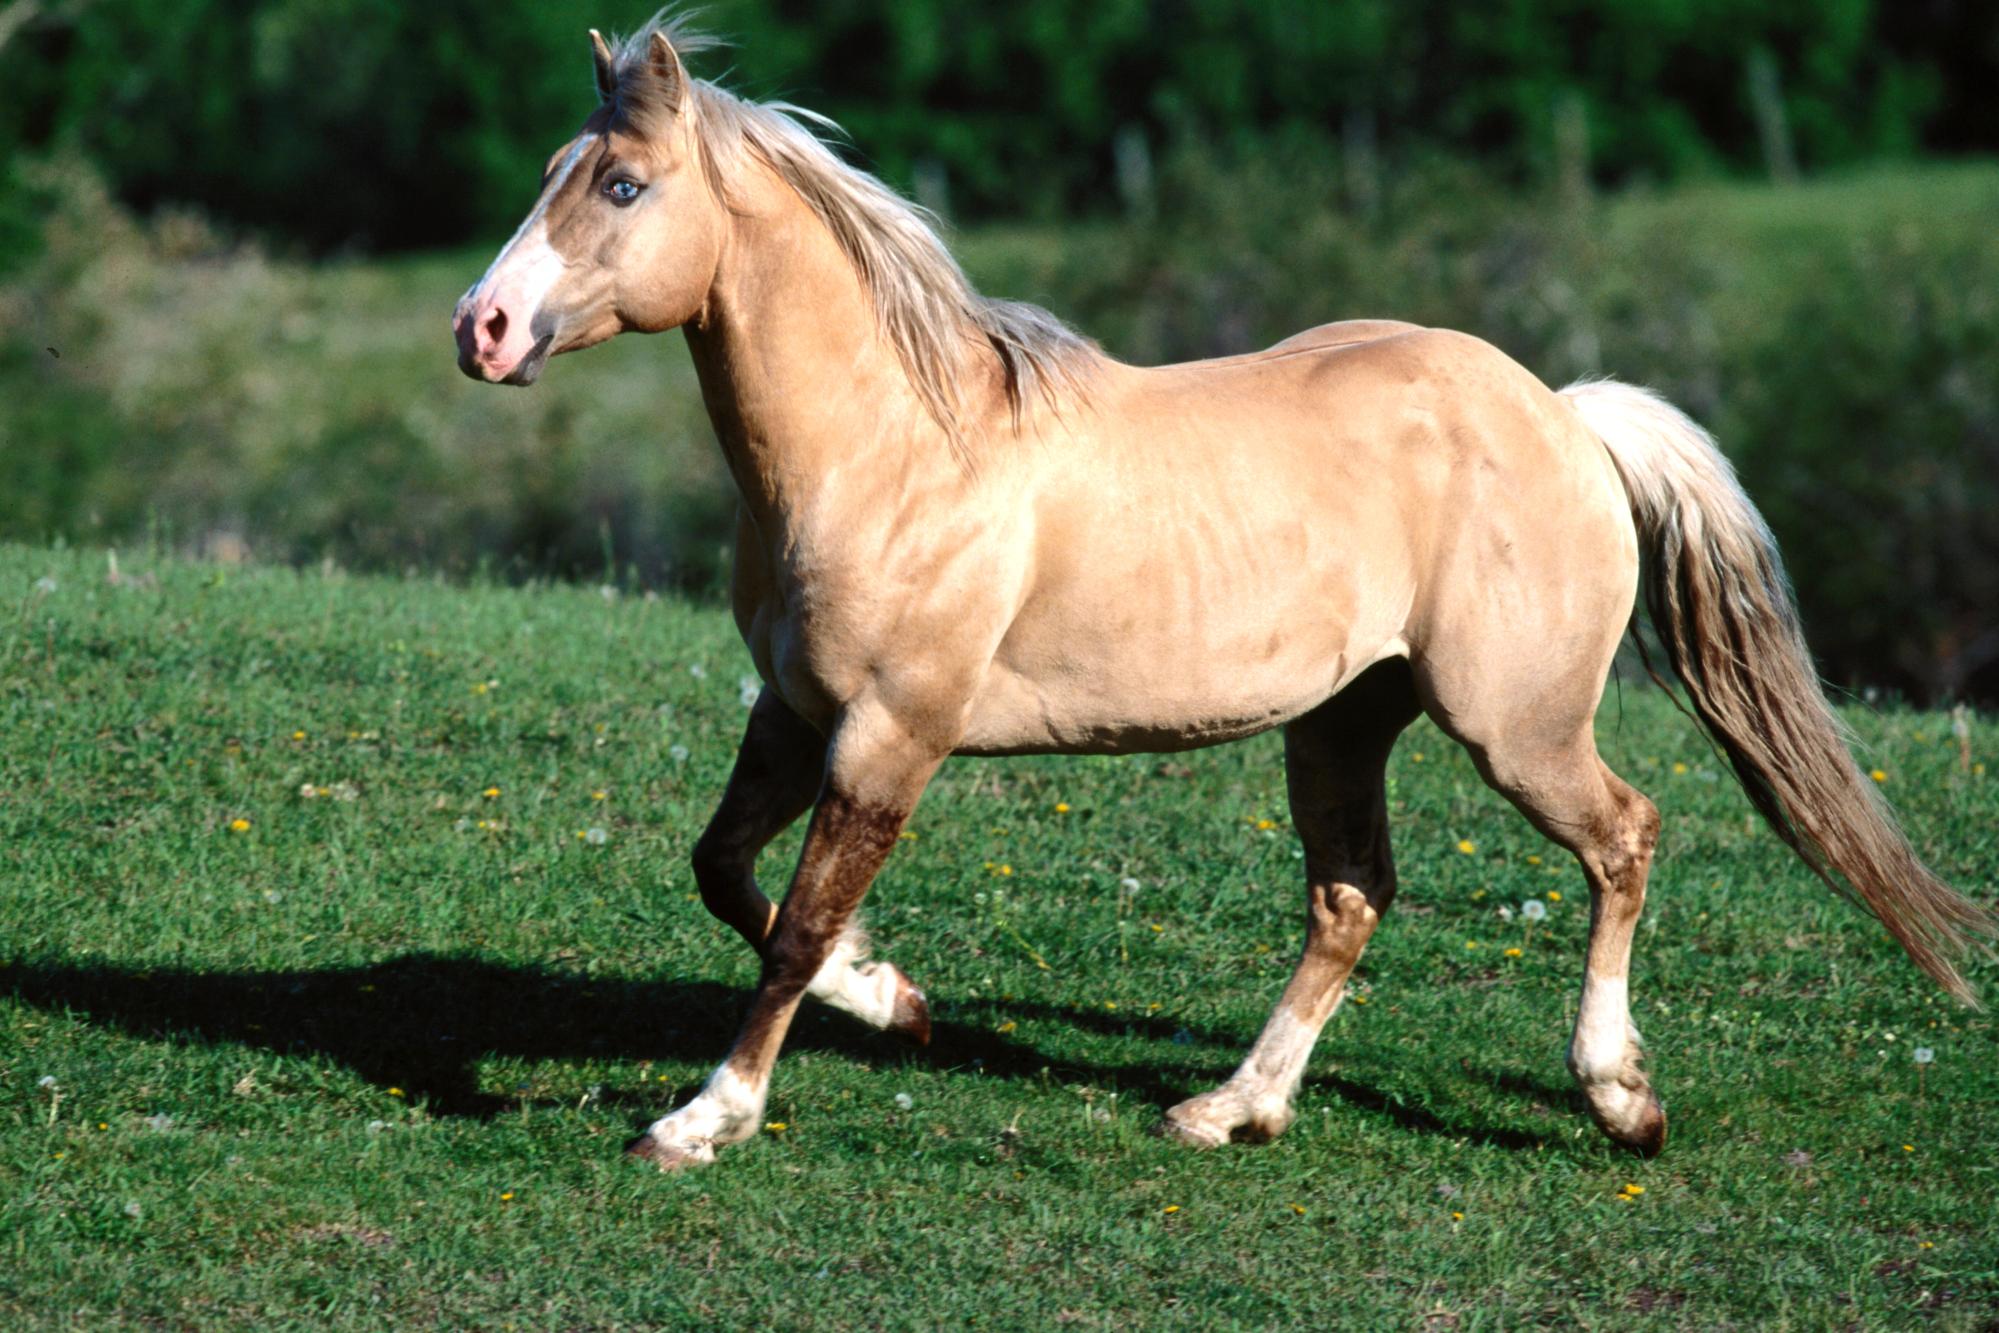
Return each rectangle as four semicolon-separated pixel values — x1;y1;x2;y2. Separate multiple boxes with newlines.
607;14;1098;440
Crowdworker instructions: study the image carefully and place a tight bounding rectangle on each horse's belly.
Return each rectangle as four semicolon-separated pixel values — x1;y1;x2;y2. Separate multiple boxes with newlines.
955;620;1401;757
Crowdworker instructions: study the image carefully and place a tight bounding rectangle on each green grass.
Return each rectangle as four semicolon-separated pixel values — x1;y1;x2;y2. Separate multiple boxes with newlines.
1;542;1995;1329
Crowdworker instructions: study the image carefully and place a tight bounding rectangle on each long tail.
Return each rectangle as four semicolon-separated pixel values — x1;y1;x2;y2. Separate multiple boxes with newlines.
1562;379;1994;1003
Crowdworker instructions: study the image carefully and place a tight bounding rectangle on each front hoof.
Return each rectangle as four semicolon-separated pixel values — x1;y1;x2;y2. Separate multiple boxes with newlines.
625;1133;717;1172
890;970;931;1046
1156;1116;1229;1149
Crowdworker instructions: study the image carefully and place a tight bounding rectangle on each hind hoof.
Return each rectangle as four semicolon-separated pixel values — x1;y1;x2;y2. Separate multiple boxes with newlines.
1592;1092;1667;1157
890;971;931;1046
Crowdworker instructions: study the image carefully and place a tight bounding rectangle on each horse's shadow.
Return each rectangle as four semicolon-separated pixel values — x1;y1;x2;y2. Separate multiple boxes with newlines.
0;953;1556;1148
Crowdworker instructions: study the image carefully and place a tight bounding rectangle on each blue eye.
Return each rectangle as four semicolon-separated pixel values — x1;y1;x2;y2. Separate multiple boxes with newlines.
605;178;642;205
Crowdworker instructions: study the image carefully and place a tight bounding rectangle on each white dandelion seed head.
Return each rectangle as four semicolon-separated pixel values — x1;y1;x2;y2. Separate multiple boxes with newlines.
365;1120;390;1134
1913;1047;1935;1064
1497;905;1514;921
687;663;707;679
123;1201;143;1219
668;744;690;764
1119;876;1142;893
739;685;761;707
1521;900;1548;922
37;1075;57;1090
33;576;57;594
584;826;608;846
144;1113;173;1133
893;1092;914;1111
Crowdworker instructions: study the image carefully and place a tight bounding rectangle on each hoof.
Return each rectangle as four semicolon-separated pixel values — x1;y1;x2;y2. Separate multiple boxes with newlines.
625;1133;717;1171
1617;1097;1668;1158
890;971;931;1046
1160;1090;1293;1148
1155;1114;1229;1149
1589;1091;1667;1158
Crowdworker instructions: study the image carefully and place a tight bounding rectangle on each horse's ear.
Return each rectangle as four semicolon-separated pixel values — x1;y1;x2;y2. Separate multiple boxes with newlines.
644;30;689;116
589;29;617;102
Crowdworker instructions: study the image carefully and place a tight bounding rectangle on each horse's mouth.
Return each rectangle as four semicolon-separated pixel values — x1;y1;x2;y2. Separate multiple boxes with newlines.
500;332;557;387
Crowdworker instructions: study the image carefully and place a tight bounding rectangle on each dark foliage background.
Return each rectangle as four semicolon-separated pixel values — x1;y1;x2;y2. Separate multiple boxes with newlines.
3;0;1995;253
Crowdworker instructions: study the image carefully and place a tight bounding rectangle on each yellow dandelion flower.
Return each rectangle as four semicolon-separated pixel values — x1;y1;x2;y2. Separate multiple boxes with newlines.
1055;802;1071;814
482;786;501;798
592;790;607;801
387;1087;404;1097
1622;1183;1645;1196
1471;889;1487;900
996;1020;1017;1034
1255;818;1276;831
1457;839;1476;855
764;1121;788;1133
1147;1002;1162;1012
228;818;250;832
1613;1193;1633;1203
1149;922;1165;933
898;830;919;841
998;864;1013;876
1104;1000;1118;1010
471;682;488;695
1920;1241;1934;1250
1162;1205;1180;1214
1903;1143;1915;1152
1412;752;1425;762
500;1192;515;1201
1290;1203;1307;1216
1526;854;1542;866
1464;940;1480;950
292;730;307;741
1547;890;1562;902
1671;761;1688;775
1870;769;1888;783
98;1122;108;1130
1451;1211;1464;1222
1504;947;1523;958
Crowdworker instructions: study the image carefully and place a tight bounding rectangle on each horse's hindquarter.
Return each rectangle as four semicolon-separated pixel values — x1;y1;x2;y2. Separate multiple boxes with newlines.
960;328;1635;755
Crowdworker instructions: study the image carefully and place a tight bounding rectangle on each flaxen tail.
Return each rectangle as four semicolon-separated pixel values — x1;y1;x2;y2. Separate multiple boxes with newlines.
1562;380;1994;1003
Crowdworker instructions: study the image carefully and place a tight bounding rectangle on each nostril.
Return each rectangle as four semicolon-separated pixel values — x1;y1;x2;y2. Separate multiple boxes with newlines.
481;306;508;350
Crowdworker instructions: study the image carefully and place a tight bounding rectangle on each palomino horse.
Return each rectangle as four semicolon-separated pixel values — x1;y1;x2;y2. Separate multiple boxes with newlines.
454;19;1992;1169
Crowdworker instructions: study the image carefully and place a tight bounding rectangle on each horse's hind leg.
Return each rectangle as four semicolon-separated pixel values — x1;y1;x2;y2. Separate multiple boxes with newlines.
1163;660;1419;1147
691;692;929;1042
1440;708;1666;1154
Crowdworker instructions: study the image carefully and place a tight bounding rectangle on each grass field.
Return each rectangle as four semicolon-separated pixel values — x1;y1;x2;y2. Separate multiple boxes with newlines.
1;542;1995;1328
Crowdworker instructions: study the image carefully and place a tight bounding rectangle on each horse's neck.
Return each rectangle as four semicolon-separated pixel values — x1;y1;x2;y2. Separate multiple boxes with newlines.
683;173;950;531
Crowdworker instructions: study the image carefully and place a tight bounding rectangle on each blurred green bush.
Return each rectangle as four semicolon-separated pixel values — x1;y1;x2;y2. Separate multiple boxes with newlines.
3;151;1994;699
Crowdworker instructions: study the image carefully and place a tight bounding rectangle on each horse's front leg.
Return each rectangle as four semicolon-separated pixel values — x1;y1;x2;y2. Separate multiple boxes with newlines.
631;707;943;1170
693;692;930;1042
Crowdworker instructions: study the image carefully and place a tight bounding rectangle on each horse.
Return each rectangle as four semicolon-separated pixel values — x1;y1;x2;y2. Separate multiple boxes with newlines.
452;17;1992;1170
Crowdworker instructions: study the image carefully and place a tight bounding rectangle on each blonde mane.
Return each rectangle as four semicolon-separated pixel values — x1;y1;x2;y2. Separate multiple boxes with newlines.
607;15;1098;440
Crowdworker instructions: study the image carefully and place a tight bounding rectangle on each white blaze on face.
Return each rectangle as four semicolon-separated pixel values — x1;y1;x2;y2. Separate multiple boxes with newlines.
458;134;599;366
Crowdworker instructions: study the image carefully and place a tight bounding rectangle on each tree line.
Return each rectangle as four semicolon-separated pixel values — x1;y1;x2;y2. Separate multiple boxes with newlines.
2;0;1994;254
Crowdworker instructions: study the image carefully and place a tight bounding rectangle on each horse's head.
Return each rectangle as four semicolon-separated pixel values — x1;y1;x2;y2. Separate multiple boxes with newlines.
453;28;724;386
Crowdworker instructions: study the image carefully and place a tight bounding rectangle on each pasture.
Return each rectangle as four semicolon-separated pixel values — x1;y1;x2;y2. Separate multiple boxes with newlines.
1;543;1994;1328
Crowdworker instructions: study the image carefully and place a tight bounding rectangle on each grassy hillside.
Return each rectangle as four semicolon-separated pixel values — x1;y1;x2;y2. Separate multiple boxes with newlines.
1;544;1994;1328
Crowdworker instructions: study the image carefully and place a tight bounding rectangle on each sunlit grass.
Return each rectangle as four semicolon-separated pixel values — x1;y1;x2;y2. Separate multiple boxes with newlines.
0;542;1994;1327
